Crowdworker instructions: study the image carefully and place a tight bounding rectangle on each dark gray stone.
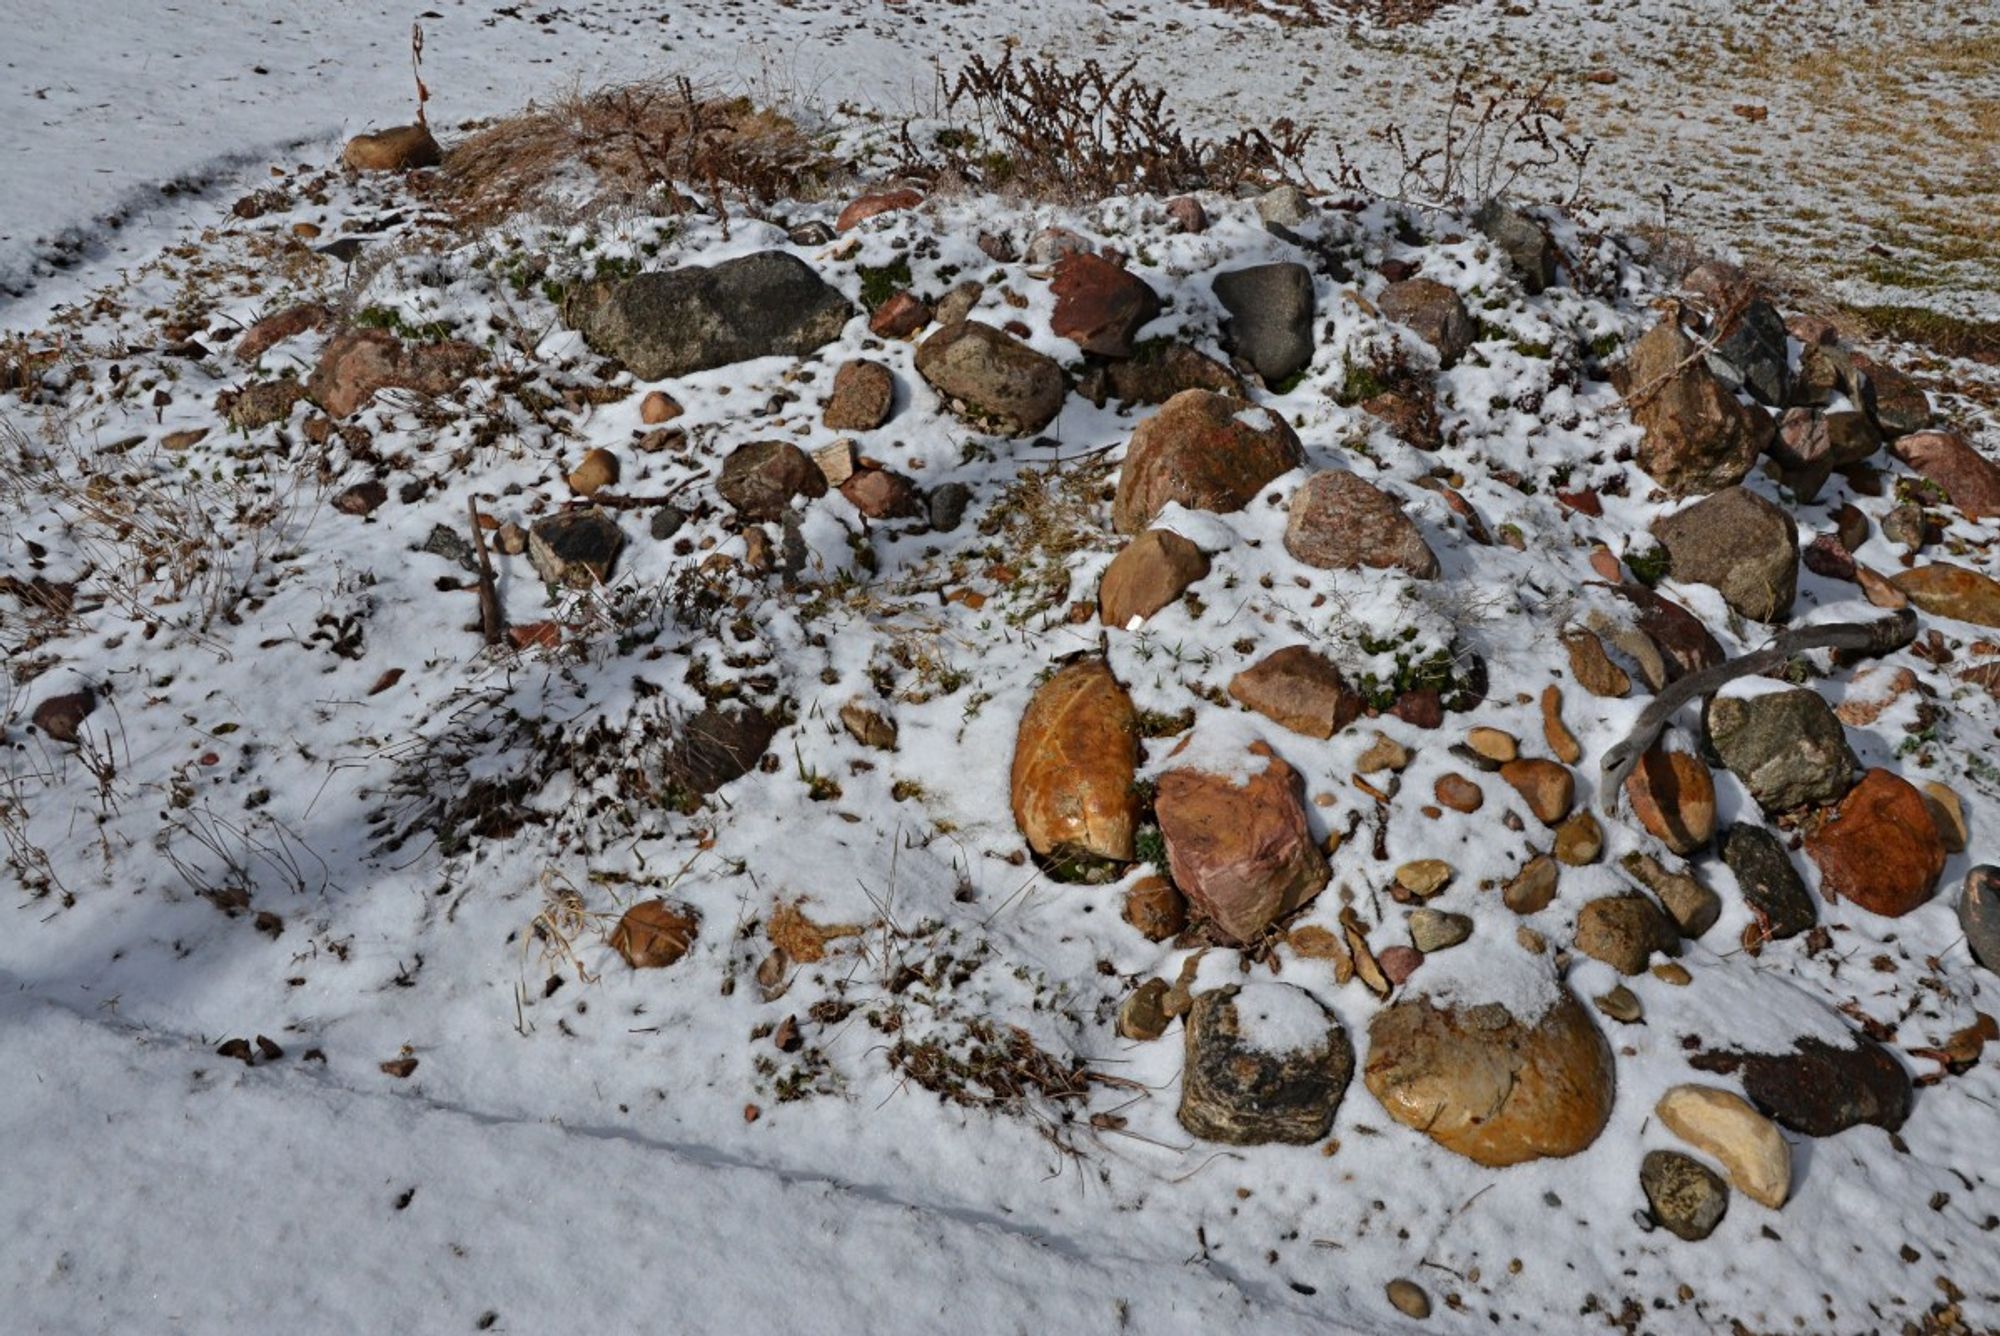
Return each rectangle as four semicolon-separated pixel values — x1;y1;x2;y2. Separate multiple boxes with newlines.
1706;298;1790;407
1641;1149;1730;1241
927;482;971;533
1178;984;1353;1145
1961;865;2000;974
1706;688;1857;814
1212;262;1315;385
1472;199;1558;294
1718;825;1816;940
565;251;853;380
662;707;777;798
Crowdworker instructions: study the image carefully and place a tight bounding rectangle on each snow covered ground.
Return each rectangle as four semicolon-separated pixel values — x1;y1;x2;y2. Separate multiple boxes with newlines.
4;4;1999;1335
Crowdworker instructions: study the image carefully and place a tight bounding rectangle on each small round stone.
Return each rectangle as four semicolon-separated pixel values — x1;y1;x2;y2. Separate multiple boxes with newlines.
1386;1278;1432;1319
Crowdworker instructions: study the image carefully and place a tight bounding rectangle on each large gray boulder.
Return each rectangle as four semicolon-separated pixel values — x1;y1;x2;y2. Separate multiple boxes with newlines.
565;251;853;380
1651;486;1798;623
1706;687;1857;814
1212;262;1315;385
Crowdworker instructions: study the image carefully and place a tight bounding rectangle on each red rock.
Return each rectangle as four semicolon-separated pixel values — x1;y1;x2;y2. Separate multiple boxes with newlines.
307;330;483;418
610;899;700;968
1891;430;2000;520
1623;745;1716;855
1284;470;1439;578
334;480;388;515
1112;390;1303;533
868;291;931;339
1166;196;1208;234
1376;278;1474;367
237;303;330;362
1050;252;1161;358
1227;646;1365;740
836;188;923;232
1010;661;1141;862
839;467;926;520
1155;740;1329;943
1434;773;1485;813
1099;529;1209;627
1378;946;1424;985
1805;768;1945;917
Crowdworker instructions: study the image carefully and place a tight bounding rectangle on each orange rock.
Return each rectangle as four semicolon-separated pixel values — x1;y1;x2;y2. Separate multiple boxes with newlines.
836;187;923;232
1156;741;1329;942
1500;758;1574;826
343;124;442;172
1010;661;1141;862
1124;876;1188;941
1542;685;1582;764
1434;772;1485;813
640;390;683;424
1112;390;1303;534
1226;645;1364;740
1623;745;1716;855
1099;530;1209;628
1365;987;1616;1166
1805;768;1945;917
610;899;699;968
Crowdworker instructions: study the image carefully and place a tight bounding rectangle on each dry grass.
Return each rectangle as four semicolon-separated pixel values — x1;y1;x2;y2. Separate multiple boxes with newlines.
434;78;843;227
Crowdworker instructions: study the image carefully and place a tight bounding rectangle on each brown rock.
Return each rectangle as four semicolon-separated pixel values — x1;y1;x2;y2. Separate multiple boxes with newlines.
1118;979;1173;1041
333;480;388;516
1499;759;1574;826
1360;387;1445;451
836;187;923;232
1504;855;1559;914
1113;390;1303;533
1553;810;1602;866
1804;768;1945;917
1434;773;1485;814
342;124;441;172
610;899;699;968
717;440;828;520
1156;740;1330;942
869;291;931;339
1377;277;1475;367
838;700;898;751
1613;582;1726;683
1891;430;2000;519
1620;851;1721;938
914;321;1066;436
1893;563;2000;628
823;359;896;431
237;303;330;362
1050;252;1161;358
307;329;482;418
1563;629;1630;698
1920;781;1968;854
568;447;619;497
839;467;926;520
1166;196;1208;233
639;390;682;424
1623;745;1717;855
1010;661;1140;862
1623;318;1772;497
31;689;95;744
1364;987;1616;1166
528;509;624;588
1124;876;1188;941
1284;470;1439;578
1694;1036;1912;1137
1574;893;1679;975
1542;686;1582;764
1099;530;1210;628
1651;486;1798;623
1226;646;1364;740
1101;343;1246;406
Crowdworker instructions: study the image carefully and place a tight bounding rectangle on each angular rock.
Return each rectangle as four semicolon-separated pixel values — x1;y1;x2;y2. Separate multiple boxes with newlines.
1851;354;1932;436
566;252;853;380
1893;563;2000;628
1620;852;1720;939
835;187;922;232
1408;908;1472;953
1805;768;1945;917
1504;856;1559;914
1284;470;1438;578
1614;582;1727;683
227;378;306;430
840;467;926;520
1958;865;2000;974
717;441;828;521
1377;277;1475;367
1706;687;1858;814
914;321;1067;437
1226;646;1364;740
1623;319;1771;497
610;899;699;969
1212;263;1315;384
1099;530;1209;628
1364;987;1616;1166
868;291;931;339
1101;343;1246;407
1655;1085;1790;1209
1050;253;1161;358
823;359;895;431
1179;984;1354;1145
1010;661;1140;863
307;330;483;419
1472;199;1559;294
527;509;624;588
1683;264;1789;406
1574;893;1679;975
1694;1037;1913;1137
343;124;441;172
1118;979;1173;1041
1718;825;1816;940
1641;1149;1731;1241
1623;745;1716;856
838;700;898;751
662;707;777;797
1113;390;1303;533
1651;487;1798;622
1564;628;1630;698
1499;758;1574;826
1155;740;1329;943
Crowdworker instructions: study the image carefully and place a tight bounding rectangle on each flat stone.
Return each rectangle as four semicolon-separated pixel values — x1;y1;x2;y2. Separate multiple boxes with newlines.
1227;645;1364;740
1893;563;2000;628
1655;1085;1789;1209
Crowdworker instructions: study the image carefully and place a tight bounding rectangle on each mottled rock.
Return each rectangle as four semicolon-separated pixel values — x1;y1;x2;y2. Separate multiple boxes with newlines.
1050;252;1161;358
1623;319;1771;497
31;689;95;744
1500;758;1574;826
1504;856;1559;914
1620;852;1720;939
1718;825;1816;939
527;509;624;588
717;441;828;520
1156;740;1329;943
823;359;895;431
662;708;777;797
1574;893;1679;975
840;467;926;520
1890;430;2000;519
1958;865;2000;974
1284;470;1439;578
343;124;441;172
1226;646;1364;740
1011;661;1140;862
1623;745;1717;856
1378;278;1475;367
914;321;1067;437
1805;768;1945;917
565;252;852;380
1472;199;1559;293
1124;875;1188;942
1408;908;1472;953
1113;390;1303;533
1655;1085;1790;1209
1694;1037;1912;1137
609;899;699;968
1178;984;1353;1145
1652;487;1797;622
307;330;483;418
1364;987;1616;1166
1706;687;1858;814
1641;1149;1731;1241
1212;262;1316;384
1099;530;1209;628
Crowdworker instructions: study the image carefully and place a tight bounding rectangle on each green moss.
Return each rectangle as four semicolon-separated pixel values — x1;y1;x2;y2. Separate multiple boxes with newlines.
857;258;913;312
1625;544;1671;588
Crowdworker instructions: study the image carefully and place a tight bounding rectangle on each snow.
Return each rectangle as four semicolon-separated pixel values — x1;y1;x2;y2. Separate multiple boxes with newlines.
1233;982;1336;1055
3;2;2000;1333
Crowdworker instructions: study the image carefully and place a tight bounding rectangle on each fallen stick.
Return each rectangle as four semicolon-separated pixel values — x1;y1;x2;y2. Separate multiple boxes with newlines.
468;497;504;646
1598;608;1917;813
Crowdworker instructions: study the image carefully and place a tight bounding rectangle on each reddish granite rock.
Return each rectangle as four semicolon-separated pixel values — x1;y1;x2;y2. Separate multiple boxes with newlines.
823;359;896;431
1805;768;1945;917
1284;470;1439;578
1050;252;1161;358
1113;390;1303;533
1156;740;1329;942
307;329;483;418
1891;431;2000;520
1622;318;1771;497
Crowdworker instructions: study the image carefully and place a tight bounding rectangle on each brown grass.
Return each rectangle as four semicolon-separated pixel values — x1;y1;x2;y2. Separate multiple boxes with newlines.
434;78;843;227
